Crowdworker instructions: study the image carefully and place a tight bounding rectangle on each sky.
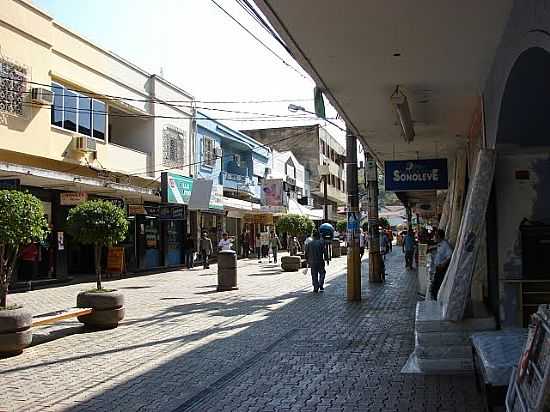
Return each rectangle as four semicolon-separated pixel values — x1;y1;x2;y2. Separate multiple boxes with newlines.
32;0;345;141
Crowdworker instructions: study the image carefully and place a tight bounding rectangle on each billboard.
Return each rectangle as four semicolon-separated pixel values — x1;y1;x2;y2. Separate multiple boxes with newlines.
384;159;448;192
262;179;283;206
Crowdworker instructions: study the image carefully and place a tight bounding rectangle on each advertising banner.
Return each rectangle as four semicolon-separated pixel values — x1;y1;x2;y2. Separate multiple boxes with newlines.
384;158;448;192
263;179;283;206
162;172;193;204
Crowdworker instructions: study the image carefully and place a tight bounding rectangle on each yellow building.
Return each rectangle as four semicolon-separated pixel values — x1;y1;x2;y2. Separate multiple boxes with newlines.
0;0;195;277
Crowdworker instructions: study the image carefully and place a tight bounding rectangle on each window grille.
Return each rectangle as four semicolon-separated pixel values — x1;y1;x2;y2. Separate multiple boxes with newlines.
162;125;185;168
0;57;27;117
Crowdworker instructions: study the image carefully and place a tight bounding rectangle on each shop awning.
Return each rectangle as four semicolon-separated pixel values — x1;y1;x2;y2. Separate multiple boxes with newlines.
288;199;324;221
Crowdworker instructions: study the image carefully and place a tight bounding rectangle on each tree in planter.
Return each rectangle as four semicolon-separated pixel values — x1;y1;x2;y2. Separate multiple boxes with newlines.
276;214;314;240
0;191;47;308
66;200;128;291
336;220;347;234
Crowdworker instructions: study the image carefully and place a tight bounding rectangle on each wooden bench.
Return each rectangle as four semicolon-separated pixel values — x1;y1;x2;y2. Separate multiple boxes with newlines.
32;308;94;327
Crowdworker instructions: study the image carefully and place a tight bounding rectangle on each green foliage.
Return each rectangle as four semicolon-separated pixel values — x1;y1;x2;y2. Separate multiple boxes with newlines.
336;220;347;233
66;200;128;247
0;190;47;247
379;217;390;228
0;190;47;307
276;214;314;237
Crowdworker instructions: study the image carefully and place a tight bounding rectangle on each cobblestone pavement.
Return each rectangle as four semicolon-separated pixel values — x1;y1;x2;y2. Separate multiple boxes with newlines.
0;251;483;412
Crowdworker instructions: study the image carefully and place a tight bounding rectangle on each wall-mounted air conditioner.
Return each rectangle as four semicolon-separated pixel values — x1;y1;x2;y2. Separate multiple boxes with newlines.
214;147;223;157
74;135;97;153
30;87;54;105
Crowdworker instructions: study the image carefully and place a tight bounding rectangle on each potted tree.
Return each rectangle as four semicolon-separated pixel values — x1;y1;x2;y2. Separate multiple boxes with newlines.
276;214;314;271
0;190;47;355
66;200;128;329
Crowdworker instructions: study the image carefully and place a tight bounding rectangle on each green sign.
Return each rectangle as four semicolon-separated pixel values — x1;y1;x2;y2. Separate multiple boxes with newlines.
164;172;193;204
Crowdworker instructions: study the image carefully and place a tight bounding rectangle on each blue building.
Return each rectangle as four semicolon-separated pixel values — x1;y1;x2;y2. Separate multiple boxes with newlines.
195;113;271;247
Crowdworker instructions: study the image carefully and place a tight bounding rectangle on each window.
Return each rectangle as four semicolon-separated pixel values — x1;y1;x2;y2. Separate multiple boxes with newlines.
233;153;241;167
320;140;326;156
202;137;215;167
0;57;26;117
51;83;63;127
50;83;107;140
162;125;185;167
78;96;91;136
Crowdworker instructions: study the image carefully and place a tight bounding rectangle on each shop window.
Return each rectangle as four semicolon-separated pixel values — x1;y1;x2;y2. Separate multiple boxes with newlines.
50;82;107;140
162;125;185;167
203;137;215;167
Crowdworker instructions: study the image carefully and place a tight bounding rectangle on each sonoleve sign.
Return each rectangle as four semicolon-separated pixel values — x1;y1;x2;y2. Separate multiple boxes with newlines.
161;172;193;204
384;158;448;192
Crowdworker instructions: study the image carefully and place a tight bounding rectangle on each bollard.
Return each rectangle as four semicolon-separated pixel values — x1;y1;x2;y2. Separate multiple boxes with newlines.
217;250;238;291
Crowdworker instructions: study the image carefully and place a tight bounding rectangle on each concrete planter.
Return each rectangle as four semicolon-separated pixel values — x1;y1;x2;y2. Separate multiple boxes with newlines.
76;290;125;329
0;307;32;356
281;256;301;272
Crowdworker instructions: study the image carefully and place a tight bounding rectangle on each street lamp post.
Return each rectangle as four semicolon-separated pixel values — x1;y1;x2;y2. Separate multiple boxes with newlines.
317;164;330;222
289;104;361;300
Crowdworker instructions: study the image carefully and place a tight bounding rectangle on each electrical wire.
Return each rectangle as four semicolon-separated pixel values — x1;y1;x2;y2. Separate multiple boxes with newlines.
209;0;306;79
1;75;311;105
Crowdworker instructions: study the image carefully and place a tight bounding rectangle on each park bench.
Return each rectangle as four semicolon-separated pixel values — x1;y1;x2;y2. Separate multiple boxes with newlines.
32;307;94;327
471;329;528;411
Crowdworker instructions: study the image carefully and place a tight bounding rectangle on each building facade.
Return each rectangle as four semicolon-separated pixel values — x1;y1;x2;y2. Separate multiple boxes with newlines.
0;0;195;278
243;124;346;221
195;113;270;252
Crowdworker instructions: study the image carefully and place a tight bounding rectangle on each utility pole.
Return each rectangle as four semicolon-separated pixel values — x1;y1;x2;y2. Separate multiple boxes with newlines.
323;175;328;222
366;152;384;282
346;128;361;301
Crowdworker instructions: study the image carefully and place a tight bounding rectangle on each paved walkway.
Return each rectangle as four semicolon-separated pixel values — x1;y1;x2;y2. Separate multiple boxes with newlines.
1;251;483;411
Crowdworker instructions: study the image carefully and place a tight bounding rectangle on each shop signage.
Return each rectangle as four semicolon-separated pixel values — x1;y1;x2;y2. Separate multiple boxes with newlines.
144;205;159;217
161;172;193;204
263;179;283;206
158;205;186;220
243;213;273;225
128;204;146;215
225;172;246;183
0;178;20;190
106;247;125;274
171;206;185;219
209;184;224;211
189;179;224;211
384;159;448;192
57;232;64;250
60;192;88;206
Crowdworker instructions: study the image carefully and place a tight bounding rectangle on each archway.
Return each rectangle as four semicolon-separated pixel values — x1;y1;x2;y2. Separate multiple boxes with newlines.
493;46;550;327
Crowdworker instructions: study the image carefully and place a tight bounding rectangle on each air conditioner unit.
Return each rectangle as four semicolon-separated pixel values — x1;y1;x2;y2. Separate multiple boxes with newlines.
214;147;223;157
30;87;54;105
74;135;97;153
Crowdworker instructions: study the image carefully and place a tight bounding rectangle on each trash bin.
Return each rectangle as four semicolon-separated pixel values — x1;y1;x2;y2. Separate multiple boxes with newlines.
217;250;238;291
332;239;341;257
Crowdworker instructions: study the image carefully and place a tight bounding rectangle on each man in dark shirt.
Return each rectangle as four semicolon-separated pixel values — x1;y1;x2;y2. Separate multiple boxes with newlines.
305;229;330;293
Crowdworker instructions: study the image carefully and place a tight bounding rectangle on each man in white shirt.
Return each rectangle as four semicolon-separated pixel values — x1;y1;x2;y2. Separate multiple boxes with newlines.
218;232;232;251
430;229;453;299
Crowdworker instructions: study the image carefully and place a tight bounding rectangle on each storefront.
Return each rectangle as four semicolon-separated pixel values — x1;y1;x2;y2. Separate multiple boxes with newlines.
161;205;186;267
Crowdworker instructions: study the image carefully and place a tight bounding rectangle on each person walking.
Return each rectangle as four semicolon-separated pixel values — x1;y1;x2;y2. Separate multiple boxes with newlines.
386;229;394;252
218;232;232;251
242;229;250;259
268;231;282;263
199;232;213;269
183;234;195;269
255;232;262;263
379;228;389;259
359;229;366;259
305;229;330;293
430;229;453;300
288;236;301;256
402;230;416;269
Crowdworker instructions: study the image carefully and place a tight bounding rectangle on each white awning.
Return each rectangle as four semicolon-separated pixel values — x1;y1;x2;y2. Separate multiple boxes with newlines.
288;199;324;220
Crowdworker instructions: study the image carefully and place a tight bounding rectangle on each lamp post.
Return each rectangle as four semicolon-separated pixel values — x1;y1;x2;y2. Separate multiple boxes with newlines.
317;164;330;222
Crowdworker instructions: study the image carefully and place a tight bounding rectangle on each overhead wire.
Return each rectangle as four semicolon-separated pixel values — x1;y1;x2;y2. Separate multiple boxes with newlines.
1;75;311;105
209;0;306;79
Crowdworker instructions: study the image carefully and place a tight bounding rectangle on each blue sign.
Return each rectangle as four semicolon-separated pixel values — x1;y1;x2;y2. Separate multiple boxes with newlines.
384;158;448;192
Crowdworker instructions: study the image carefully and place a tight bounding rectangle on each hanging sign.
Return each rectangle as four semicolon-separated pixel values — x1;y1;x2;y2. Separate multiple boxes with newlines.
384;159;448;191
106;247;125;274
60;192;88;206
0;179;20;190
128;204;146;215
161;172;193;204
